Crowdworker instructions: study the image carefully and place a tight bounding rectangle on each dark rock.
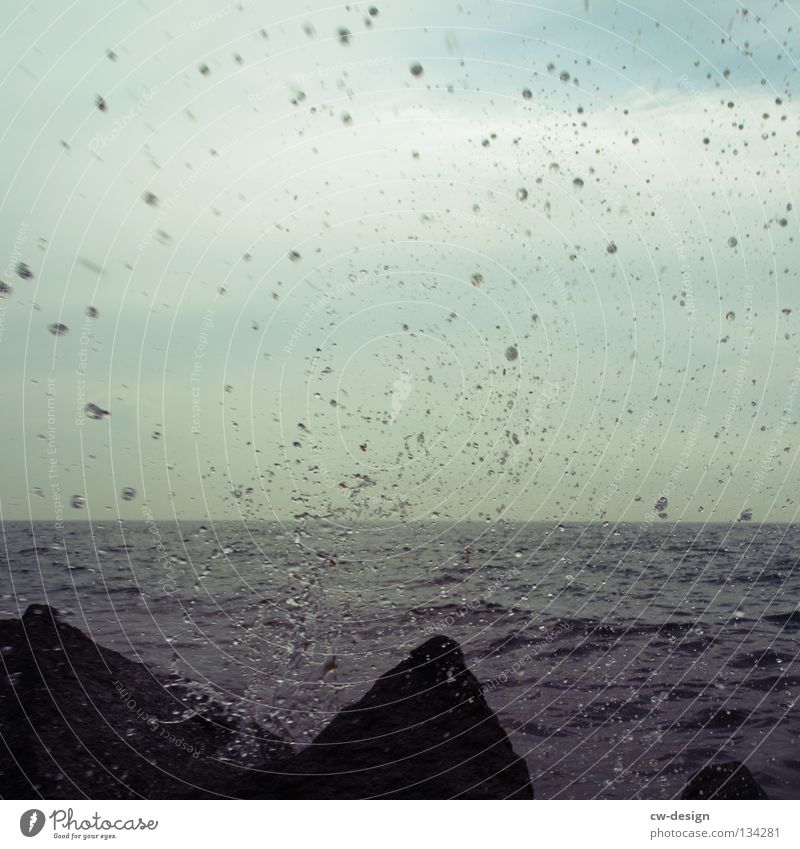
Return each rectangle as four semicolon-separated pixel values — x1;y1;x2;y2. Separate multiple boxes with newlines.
682;761;767;800
1;608;531;799
228;636;533;799
0;605;287;798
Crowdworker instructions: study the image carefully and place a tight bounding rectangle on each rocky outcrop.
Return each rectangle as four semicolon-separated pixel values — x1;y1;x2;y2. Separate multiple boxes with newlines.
0;607;532;799
0;605;286;798
228;636;533;799
682;761;768;800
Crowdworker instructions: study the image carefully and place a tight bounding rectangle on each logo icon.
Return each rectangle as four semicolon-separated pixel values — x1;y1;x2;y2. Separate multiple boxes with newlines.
19;809;45;837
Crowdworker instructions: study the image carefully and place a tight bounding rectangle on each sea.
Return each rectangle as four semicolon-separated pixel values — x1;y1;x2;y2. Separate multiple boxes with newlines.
2;519;798;799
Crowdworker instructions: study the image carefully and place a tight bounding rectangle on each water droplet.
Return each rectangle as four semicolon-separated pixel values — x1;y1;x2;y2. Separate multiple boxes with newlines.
85;403;110;421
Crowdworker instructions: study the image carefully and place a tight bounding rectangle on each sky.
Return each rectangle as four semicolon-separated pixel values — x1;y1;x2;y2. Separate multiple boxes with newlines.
0;0;798;525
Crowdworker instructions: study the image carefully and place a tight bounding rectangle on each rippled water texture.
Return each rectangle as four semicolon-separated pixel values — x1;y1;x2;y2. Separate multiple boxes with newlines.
2;520;798;799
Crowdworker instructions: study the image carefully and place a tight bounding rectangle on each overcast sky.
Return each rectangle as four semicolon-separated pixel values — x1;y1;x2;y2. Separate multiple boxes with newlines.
0;0;798;525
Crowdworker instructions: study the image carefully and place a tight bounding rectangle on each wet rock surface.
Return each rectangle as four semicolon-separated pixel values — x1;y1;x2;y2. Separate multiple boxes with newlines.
1;607;531;799
682;761;768;800
0;605;285;799
228;636;533;799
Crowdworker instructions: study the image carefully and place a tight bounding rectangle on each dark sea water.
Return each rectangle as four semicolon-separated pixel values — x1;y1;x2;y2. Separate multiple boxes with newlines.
2;520;799;799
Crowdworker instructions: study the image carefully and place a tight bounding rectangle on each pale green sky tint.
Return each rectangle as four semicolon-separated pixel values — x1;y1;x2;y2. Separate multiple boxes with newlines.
0;0;798;524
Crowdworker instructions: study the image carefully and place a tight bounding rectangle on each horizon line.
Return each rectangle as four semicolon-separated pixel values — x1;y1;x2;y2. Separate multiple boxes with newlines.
1;518;792;526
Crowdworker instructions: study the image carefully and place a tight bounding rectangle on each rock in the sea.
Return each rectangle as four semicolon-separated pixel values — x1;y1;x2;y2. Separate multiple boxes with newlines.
0;608;532;799
0;605;287;798
682;761;767;800
228;636;533;799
